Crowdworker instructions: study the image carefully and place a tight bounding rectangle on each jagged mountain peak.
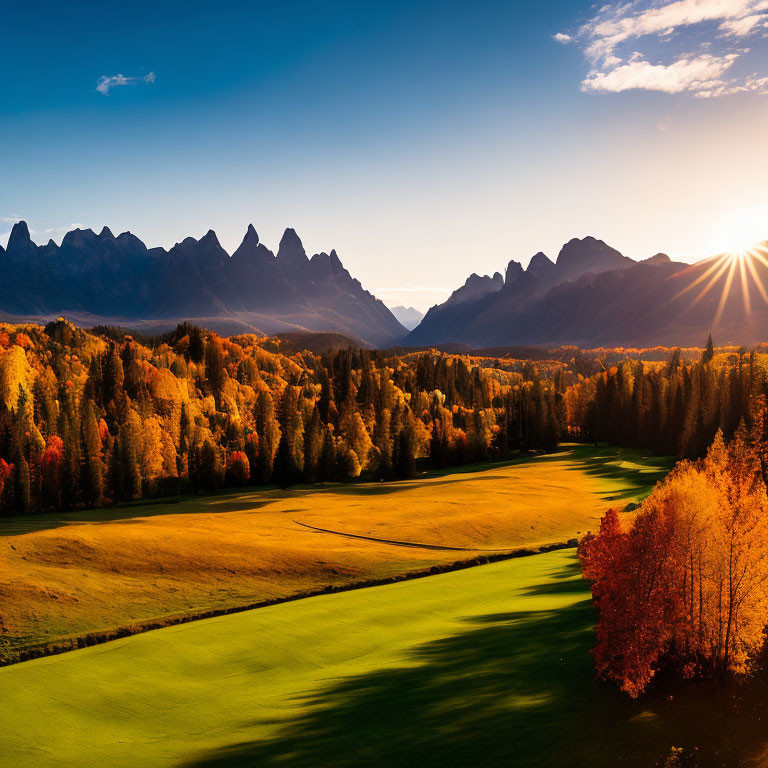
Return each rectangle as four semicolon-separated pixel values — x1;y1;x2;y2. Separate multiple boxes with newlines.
555;236;631;282
199;229;222;246
643;253;671;265
178;235;200;249
527;251;555;273
443;271;504;308
7;220;32;252
505;260;524;285
0;220;407;347
390;305;424;331
62;228;99;248
277;227;307;264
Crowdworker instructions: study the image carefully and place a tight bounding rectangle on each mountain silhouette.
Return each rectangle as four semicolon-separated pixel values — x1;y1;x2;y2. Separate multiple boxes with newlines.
406;237;768;348
0;222;407;347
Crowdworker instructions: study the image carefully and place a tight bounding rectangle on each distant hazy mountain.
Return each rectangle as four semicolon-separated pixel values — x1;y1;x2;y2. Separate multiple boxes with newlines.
0;222;407;347
389;306;424;331
406;236;768;348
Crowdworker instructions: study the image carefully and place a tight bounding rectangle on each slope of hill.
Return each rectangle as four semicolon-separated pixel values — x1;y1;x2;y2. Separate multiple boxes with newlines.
3;546;756;768
0;445;667;663
407;237;768;348
0;222;407;347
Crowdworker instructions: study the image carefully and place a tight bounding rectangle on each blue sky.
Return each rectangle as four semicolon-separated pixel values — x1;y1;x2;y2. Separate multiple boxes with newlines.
2;0;768;311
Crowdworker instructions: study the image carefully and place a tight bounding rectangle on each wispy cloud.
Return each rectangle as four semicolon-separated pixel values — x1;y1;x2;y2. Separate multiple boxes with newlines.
556;0;768;97
374;284;453;294
96;71;156;95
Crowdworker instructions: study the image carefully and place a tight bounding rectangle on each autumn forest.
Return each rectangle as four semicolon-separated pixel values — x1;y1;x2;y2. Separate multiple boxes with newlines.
6;318;768;764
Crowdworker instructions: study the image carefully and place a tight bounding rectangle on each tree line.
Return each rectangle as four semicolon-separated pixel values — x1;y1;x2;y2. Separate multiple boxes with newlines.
564;338;767;461
0;320;561;515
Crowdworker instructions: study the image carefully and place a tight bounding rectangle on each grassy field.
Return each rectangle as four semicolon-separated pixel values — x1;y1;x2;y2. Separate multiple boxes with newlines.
2;549;762;768
0;444;669;661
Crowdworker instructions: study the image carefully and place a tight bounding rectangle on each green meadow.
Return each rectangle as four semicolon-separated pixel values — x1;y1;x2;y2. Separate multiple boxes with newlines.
2;546;763;768
1;444;669;662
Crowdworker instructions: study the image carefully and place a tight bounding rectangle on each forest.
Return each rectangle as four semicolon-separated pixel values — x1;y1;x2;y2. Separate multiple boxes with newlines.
5;319;768;701
0;319;563;515
0;321;765;521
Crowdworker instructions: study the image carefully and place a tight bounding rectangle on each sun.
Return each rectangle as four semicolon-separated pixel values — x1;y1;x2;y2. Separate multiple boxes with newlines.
712;206;768;256
672;221;768;326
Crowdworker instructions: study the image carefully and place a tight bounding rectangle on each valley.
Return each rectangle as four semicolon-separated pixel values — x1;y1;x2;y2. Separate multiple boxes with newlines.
0;444;667;664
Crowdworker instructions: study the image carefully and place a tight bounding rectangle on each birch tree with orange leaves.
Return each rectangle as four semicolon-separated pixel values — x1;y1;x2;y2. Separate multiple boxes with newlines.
581;427;768;696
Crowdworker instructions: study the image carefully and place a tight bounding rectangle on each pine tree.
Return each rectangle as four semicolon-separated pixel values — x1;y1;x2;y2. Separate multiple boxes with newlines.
254;391;280;483
81;401;104;507
319;426;336;481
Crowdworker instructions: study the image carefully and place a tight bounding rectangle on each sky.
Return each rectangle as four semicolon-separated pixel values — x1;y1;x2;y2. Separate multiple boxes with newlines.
2;0;768;312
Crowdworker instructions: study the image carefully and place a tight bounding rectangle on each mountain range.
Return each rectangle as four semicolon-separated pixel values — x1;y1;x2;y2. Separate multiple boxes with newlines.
0;222;406;347
2;221;766;348
406;236;768;348
389;306;424;331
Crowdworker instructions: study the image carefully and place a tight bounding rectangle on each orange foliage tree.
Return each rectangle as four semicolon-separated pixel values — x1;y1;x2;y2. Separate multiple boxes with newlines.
580;427;768;696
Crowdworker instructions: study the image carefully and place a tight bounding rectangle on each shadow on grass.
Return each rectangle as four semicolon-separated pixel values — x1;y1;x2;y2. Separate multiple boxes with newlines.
0;443;670;538
564;443;671;504
0;496;281;536
182;561;764;768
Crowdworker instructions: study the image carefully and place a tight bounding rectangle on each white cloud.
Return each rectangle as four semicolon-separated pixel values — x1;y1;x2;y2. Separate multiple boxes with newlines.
559;0;768;97
582;52;739;93
96;71;156;95
553;32;573;43
719;13;768;35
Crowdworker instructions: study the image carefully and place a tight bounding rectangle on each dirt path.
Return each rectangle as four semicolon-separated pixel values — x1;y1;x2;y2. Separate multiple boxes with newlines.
292;519;541;552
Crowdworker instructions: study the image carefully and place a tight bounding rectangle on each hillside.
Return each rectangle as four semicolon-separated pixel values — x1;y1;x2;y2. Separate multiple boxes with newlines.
4;548;759;768
0;222;407;347
0;445;668;662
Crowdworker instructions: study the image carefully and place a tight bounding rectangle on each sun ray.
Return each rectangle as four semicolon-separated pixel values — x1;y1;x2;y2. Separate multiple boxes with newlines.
671;253;731;302
739;253;752;317
744;253;768;306
712;256;738;328
687;255;733;310
750;249;768;270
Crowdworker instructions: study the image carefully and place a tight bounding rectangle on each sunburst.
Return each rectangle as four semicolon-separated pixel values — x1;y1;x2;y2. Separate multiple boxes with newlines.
672;241;768;326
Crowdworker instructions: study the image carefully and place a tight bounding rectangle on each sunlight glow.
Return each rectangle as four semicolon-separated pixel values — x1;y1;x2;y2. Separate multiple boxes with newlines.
671;241;768;327
711;206;768;256
714;244;768;323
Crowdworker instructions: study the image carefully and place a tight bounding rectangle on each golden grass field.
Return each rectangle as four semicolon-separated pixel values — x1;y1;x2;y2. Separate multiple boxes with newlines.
0;444;669;662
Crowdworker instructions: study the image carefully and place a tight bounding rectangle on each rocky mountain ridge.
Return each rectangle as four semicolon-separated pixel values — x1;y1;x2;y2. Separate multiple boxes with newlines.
0;222;407;347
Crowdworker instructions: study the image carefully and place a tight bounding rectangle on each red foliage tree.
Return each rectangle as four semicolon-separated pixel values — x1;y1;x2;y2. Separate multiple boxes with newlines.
227;450;250;486
582;430;768;697
41;435;65;508
0;457;14;498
